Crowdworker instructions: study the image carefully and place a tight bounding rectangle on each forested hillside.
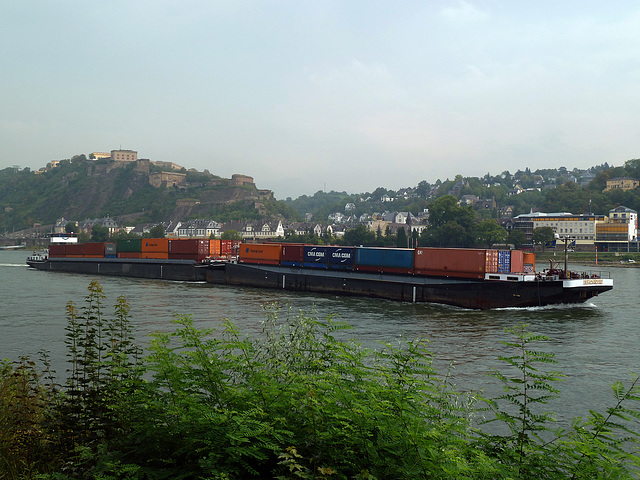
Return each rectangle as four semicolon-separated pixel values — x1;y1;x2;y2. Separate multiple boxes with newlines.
0;155;298;232
2;155;640;234
286;160;640;220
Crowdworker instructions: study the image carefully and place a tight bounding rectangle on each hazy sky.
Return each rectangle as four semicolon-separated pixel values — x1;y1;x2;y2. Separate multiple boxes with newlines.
2;1;639;199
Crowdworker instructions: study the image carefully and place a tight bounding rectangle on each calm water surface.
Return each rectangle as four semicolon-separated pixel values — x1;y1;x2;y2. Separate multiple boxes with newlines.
1;250;638;425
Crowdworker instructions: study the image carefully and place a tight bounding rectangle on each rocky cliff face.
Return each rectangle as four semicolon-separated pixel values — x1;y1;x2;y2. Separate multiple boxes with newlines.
1;158;270;231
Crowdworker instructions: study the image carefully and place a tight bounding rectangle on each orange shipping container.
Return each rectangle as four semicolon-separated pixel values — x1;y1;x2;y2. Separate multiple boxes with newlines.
414;247;489;279
485;249;499;273
141;238;169;253
209;239;221;256
523;252;536;273
238;243;282;265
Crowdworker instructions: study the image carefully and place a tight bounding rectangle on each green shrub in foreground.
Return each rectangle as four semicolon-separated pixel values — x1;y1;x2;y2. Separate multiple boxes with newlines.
0;281;638;479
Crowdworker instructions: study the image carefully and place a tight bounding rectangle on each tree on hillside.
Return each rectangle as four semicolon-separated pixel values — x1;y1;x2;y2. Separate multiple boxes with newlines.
90;225;109;242
421;221;472;247
112;230;140;241
532;226;556;251
474;220;507;248
342;224;376;246
221;230;242;240
148;224;165;238
396;227;408;248
420;195;475;247
543;182;590;213
415;180;431;197
65;222;78;233
425;196;470;227
508;229;526;248
624;158;640;179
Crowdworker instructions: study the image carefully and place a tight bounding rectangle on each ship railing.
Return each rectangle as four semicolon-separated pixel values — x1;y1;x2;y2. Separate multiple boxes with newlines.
540;269;611;281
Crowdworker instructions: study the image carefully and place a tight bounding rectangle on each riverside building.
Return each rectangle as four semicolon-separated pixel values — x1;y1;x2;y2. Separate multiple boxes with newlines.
513;212;604;250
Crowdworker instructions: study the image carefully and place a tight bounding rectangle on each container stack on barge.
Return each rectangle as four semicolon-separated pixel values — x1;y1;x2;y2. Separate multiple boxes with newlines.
29;239;239;282
27;240;613;310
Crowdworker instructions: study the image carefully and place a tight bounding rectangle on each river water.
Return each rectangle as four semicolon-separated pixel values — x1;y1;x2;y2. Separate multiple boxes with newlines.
1;249;638;427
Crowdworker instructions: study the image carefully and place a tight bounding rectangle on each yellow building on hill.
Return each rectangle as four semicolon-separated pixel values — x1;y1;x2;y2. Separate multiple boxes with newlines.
604;177;639;192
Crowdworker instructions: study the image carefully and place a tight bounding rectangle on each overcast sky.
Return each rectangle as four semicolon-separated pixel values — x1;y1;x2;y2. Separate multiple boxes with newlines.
2;1;639;199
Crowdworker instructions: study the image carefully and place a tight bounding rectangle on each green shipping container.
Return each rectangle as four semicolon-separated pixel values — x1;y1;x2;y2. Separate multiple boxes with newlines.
117;238;142;253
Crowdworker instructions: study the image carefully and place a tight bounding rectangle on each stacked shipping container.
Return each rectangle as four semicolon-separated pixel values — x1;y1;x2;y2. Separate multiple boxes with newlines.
48;243;115;258
117;239;142;259
281;244;305;267
46;240;536;278
240;243;534;278
141;238;169;259
209;239;241;259
414;248;494;279
238;243;282;265
355;247;414;275
168;239;209;262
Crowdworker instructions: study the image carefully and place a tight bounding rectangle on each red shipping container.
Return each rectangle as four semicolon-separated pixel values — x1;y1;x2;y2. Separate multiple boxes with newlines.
141;252;169;259
48;244;66;257
83;242;106;257
168;253;207;262
141;238;169;253
65;244;84;256
510;250;524;273
221;240;240;256
169;239;209;255
238;243;282;265
117;252;142;259
281;244;305;264
414;247;488;279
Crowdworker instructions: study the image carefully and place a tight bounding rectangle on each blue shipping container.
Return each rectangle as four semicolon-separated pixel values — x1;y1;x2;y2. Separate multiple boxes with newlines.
327;247;355;270
304;246;329;268
498;250;511;273
355;247;414;269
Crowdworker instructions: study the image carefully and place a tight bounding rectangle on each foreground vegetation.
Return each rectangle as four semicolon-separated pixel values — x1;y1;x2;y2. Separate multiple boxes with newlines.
1;281;639;479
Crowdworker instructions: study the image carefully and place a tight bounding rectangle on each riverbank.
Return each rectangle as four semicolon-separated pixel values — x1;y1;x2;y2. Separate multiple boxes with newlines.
535;251;640;267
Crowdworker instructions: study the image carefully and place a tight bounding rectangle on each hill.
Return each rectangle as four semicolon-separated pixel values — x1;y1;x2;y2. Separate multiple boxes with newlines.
284;161;640;221
0;155;298;232
3;153;640;237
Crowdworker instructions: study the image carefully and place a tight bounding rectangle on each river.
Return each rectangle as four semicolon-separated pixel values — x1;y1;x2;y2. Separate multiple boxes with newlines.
1;249;638;427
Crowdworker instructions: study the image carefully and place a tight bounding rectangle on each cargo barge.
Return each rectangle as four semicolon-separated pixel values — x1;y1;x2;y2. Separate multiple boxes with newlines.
26;239;614;310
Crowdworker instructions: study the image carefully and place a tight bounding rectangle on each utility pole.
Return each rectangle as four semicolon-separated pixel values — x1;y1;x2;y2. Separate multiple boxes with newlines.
563;235;575;277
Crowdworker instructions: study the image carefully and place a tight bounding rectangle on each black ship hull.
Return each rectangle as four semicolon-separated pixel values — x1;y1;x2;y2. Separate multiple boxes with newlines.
27;258;613;310
216;263;612;310
27;257;208;282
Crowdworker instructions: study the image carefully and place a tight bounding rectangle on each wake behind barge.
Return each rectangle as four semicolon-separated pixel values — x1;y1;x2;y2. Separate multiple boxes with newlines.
26;240;613;310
